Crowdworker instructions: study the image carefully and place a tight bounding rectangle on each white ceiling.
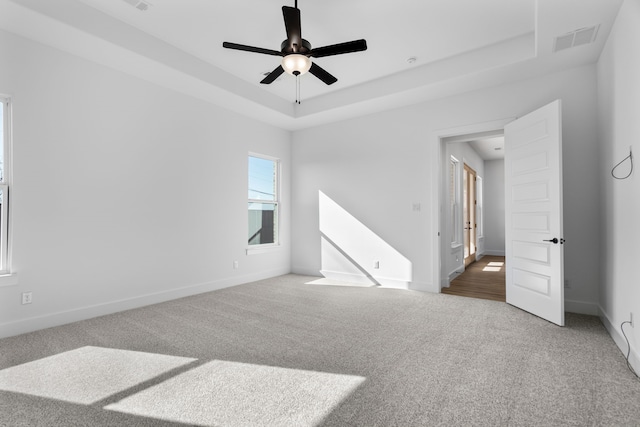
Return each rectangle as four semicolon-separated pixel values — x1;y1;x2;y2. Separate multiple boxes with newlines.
469;137;505;161
0;0;624;130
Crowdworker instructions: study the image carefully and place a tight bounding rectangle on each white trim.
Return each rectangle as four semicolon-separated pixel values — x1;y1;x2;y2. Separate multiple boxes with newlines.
290;266;322;277
484;250;506;256
248;151;280;162
0;272;18;287
246;244;282;255
319;269;410;290
599;306;640;375
441;129;505;144
375;279;410;290
0;95;13;275
0;268;290;339
564;299;598;315
408;281;433;292
449;268;463;281
0;184;8;274
319;270;376;286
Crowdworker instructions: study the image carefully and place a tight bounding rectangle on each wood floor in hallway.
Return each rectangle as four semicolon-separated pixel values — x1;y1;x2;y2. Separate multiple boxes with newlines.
442;255;506;302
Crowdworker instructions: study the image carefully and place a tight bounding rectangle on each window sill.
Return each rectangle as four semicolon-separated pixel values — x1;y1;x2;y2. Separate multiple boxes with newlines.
0;273;18;287
246;245;281;255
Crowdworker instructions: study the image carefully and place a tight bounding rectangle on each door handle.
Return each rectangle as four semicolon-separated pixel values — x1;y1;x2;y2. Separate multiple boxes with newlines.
543;238;565;244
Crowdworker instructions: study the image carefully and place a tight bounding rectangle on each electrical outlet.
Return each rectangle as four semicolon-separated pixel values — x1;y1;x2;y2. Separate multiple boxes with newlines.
564;279;570;289
21;292;32;305
373;261;380;269
233;260;239;269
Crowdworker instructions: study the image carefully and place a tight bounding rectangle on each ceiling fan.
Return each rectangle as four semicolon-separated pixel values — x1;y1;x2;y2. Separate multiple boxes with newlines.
222;1;367;87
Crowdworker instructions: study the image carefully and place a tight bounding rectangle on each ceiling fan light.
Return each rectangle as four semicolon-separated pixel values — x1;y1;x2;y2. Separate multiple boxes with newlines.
282;54;312;76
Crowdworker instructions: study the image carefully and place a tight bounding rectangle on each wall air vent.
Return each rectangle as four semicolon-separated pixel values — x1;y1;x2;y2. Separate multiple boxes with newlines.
122;0;151;11
553;25;599;52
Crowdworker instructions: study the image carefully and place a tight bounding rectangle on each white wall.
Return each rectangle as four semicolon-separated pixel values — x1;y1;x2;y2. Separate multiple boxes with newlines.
0;30;291;338
597;0;640;371
483;159;505;256
292;63;600;313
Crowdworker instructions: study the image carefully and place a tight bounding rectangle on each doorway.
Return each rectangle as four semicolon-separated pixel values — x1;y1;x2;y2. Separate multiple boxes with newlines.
439;129;506;302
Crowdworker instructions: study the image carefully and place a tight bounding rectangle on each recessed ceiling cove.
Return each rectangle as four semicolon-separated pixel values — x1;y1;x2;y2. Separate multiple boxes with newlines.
1;0;624;129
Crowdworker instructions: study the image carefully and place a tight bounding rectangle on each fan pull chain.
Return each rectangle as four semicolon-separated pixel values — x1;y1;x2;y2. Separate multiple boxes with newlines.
295;75;301;104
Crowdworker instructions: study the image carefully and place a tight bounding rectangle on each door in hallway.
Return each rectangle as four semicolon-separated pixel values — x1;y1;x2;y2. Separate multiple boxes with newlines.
463;163;477;267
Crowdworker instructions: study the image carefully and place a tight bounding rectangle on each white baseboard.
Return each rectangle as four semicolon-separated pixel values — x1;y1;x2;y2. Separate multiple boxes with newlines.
319;270;410;290
319;270;375;286
484;250;506;256
0;268;290;339
290;266;322;277
377;278;410;290
599;306;640;374
565;299;599;315
448;268;463;282
410;281;437;293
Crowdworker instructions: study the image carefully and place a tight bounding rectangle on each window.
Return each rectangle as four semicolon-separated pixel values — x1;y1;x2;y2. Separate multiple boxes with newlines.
248;154;279;246
449;156;460;245
0;96;12;276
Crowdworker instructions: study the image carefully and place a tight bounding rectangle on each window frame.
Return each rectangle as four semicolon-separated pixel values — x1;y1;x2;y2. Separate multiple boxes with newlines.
247;152;280;251
0;95;16;284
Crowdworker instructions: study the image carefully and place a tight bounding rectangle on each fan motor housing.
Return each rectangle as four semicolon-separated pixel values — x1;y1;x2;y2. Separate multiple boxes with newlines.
281;39;312;55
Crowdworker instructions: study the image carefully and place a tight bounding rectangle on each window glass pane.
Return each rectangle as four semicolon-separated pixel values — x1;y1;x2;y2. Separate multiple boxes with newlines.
248;202;277;245
248;156;276;201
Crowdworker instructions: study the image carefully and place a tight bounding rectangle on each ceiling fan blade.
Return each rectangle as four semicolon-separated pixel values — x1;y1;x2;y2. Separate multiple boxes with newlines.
260;65;285;84
223;42;283;56
309;62;337;85
310;39;368;58
282;6;302;52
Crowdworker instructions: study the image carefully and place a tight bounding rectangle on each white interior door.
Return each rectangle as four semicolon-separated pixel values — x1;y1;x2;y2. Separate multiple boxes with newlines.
504;100;564;326
463;164;477;267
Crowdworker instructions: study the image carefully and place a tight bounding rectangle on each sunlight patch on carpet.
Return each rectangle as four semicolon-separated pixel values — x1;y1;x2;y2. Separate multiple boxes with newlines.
0;346;196;404
105;360;366;426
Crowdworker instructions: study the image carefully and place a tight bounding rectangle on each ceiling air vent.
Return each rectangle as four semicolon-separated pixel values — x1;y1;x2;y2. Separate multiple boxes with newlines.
553;25;599;52
122;0;151;11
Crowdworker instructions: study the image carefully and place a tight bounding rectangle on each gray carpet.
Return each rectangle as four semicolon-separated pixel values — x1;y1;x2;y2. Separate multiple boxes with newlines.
0;274;639;426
